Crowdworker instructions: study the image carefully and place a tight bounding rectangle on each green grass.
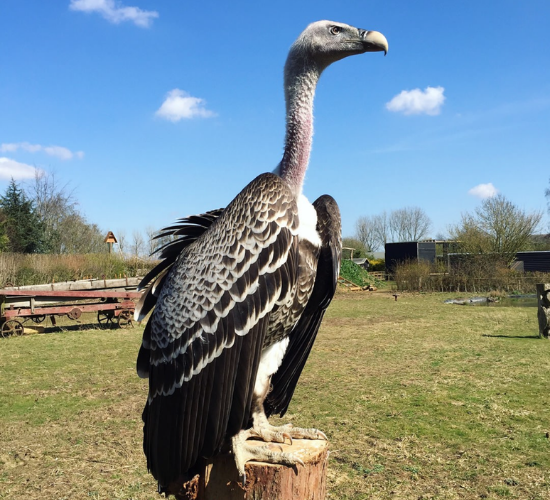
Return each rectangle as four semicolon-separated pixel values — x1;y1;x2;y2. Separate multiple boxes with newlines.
1;291;549;499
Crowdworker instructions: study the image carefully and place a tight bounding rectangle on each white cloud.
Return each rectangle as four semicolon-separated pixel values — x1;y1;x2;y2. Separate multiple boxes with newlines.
69;0;158;28
386;86;446;116
0;142;84;160
468;183;498;199
0;158;41;180
155;89;216;122
43;145;76;161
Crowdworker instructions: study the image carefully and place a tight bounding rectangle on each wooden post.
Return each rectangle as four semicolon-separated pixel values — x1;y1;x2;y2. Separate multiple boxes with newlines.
536;283;550;339
171;439;329;500
104;231;117;254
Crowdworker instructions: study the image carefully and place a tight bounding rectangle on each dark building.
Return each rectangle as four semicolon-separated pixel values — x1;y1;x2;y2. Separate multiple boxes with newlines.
385;241;437;276
514;251;550;272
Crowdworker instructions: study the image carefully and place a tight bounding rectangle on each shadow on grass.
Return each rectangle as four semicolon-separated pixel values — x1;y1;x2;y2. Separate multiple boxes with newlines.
44;323;121;332
11;321;134;337
482;334;541;339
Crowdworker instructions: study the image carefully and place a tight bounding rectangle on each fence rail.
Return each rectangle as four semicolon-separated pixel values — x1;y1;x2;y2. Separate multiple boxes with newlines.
369;271;386;281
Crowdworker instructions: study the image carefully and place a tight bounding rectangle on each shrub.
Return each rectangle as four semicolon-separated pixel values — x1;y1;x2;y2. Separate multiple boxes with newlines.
368;258;385;272
0;253;157;287
340;260;383;288
393;257;549;294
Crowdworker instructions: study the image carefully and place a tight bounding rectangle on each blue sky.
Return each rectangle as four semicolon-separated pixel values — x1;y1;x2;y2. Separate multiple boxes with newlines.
1;1;549;247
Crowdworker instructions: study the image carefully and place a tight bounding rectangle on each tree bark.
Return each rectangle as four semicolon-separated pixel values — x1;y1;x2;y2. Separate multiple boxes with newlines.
536;283;550;339
172;439;329;500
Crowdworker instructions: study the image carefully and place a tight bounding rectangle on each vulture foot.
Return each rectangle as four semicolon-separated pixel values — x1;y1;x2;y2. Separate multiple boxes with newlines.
231;429;305;485
250;422;327;444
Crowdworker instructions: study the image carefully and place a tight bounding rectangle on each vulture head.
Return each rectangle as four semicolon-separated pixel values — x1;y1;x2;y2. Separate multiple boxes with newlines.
287;20;388;74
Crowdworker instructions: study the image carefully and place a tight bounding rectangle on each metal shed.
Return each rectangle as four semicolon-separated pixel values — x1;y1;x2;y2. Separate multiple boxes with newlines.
385;241;436;276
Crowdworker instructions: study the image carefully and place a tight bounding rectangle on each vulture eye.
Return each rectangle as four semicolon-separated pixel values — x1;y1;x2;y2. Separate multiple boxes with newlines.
329;26;341;35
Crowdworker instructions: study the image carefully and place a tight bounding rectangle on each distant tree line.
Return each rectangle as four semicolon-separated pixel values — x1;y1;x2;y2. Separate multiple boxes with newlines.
355;206;431;252
0;173;106;254
114;225;175;259
352;193;546;268
0;170;187;258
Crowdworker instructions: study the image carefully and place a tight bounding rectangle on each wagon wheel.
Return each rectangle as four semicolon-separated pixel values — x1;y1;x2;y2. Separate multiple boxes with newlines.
116;309;134;329
31;315;46;324
1;320;24;338
97;311;115;328
67;308;82;321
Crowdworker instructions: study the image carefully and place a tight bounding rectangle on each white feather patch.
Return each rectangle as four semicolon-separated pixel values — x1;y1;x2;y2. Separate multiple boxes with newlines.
254;337;290;397
297;194;321;247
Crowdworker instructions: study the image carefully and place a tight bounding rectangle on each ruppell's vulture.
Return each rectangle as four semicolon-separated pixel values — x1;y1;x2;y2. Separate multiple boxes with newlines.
135;20;388;493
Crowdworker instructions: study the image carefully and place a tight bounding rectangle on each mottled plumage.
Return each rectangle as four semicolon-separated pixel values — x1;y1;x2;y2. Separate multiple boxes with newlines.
136;20;388;492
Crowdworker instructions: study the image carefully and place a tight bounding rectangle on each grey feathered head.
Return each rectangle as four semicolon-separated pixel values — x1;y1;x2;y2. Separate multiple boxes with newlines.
287;20;388;73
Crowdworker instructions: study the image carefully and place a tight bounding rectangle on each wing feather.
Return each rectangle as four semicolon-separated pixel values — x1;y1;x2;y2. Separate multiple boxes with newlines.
264;194;341;418
140;173;300;488
134;209;223;323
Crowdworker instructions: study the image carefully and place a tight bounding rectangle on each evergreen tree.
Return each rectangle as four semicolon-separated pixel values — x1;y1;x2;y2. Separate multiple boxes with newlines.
0;211;10;251
0;179;46;253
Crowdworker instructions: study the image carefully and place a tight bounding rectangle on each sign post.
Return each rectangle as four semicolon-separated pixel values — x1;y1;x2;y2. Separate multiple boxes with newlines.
104;231;118;254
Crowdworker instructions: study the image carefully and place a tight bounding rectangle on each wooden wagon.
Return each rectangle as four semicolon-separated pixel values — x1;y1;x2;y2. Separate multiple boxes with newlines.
0;278;142;337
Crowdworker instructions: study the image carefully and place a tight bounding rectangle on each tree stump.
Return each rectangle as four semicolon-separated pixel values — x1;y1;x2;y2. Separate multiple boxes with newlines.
171;439;329;500
536;283;550;339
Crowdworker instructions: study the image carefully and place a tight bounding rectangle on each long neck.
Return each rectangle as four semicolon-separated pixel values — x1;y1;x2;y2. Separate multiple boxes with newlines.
277;57;322;196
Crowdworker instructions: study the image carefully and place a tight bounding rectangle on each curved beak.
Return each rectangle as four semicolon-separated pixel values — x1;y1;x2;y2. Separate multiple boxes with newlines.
360;30;388;55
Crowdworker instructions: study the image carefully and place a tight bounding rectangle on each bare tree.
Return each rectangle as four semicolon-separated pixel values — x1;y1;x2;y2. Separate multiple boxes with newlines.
29;171;106;253
31;171;77;217
449;194;542;263
29;171;77;252
145;226;159;256
59;215;106;253
356;207;431;250
116;229;127;254
389;207;431;242
372;211;390;249
131;230;145;258
355;216;378;251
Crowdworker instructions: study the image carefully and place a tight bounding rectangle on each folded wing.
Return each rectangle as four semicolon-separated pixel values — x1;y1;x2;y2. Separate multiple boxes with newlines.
137;173;301;487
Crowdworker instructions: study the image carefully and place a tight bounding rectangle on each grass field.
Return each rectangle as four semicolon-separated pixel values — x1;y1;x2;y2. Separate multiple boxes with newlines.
1;291;549;499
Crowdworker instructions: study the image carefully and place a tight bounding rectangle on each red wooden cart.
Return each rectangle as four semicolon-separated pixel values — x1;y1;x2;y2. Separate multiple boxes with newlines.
0;287;142;337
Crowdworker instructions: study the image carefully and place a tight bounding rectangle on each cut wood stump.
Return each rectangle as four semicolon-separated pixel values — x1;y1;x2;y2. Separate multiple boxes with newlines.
171;439;329;500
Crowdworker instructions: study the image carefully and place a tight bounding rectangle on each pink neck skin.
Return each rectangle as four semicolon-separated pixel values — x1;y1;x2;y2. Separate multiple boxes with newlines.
278;65;320;196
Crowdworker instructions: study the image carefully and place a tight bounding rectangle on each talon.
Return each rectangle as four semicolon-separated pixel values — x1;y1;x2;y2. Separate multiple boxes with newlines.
265;442;284;453
282;433;293;445
318;430;327;440
232;430;306;475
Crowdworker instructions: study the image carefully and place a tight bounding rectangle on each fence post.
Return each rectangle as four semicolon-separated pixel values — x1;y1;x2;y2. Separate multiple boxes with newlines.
536;283;550;339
